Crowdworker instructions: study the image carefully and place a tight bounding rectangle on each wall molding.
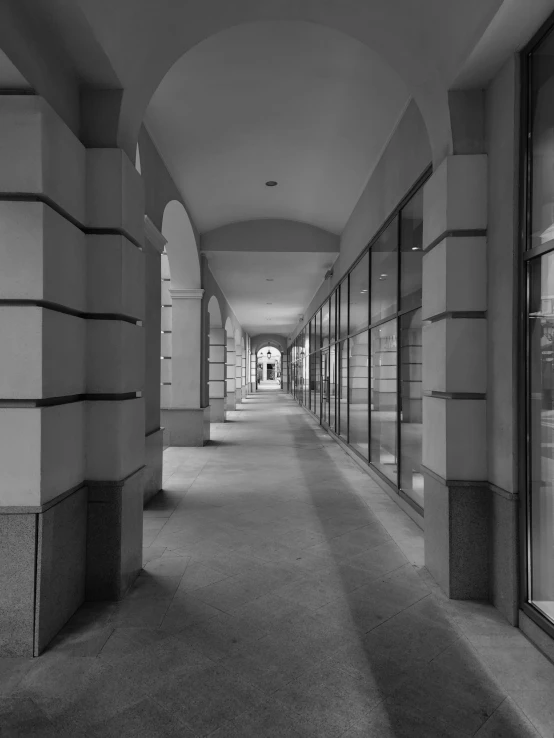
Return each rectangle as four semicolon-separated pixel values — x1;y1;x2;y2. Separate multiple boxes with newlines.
0;392;142;408
0;299;141;326
144;215;167;254
423;390;486;400
424;228;487;254
169;288;204;300
426;311;487;323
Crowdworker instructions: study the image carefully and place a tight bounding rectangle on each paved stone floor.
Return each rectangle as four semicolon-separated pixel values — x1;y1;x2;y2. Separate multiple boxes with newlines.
2;390;554;737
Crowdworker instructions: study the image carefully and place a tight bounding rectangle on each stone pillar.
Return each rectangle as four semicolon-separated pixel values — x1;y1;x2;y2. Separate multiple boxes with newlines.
85;147;146;603
235;343;243;404
0;96;146;655
161;289;209;446
250;351;257;392
143;216;166;504
160;254;172;413
209;327;226;422
421;154;489;599
241;343;248;398
226;337;236;411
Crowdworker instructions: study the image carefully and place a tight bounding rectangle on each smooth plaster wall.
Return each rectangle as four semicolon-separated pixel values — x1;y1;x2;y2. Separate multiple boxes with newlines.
289;100;432;342
486;56;519;495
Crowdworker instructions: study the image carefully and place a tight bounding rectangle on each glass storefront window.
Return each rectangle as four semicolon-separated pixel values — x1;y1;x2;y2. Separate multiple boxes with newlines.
321;300;330;348
330;344;337;431
313;351;321;418
338;340;348;441
349;332;369;459
528;253;554;621
321;350;330;424
400;191;423;312
370;320;397;482
330;291;336;345
349;253;369;334
371;219;398;324
530;30;554;251
340;279;349;338
314;310;321;352
399;309;424;507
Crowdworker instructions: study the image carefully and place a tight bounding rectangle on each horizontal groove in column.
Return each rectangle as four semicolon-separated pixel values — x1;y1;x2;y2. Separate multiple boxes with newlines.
423;390;486;400
145;426;162;438
0;299;141;325
425;310;487;323
0;392;141;408
424;228;487;254
0;193;143;250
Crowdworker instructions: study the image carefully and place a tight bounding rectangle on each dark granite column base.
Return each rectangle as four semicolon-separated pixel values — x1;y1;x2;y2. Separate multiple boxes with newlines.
423;468;490;600
86;466;144;601
0;486;87;657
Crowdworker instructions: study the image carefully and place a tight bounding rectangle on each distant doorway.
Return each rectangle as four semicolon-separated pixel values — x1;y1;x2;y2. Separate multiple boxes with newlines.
257;345;282;387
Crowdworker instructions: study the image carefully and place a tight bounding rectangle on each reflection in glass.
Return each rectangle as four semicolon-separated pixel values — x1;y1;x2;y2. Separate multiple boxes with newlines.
349;332;369;459
330;344;337;431
314;310;321;352
313;351;321;418
531;32;554;251
338;340;348;440
321;300;330;348
400;309;424;507
400;191;423;312
340;280;349;339
371;219;398;323
321;350;330;424
371;320;397;482
349;253;369;334
529;254;554;621
330;291;336;344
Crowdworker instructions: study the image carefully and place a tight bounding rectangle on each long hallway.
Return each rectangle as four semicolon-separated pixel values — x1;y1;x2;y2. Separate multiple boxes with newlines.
1;390;552;737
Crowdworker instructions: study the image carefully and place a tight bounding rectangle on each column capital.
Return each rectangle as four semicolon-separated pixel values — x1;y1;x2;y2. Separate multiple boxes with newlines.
169;288;204;300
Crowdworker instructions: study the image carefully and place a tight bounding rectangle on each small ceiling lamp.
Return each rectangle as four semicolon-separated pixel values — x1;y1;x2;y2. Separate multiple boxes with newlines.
265;181;278;187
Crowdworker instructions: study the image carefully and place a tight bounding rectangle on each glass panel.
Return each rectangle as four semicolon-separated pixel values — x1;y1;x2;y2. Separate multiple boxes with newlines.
399;309;424;508
338;340;348;441
528;253;554;621
330;291;336;344
309;319;314;355
321;350;330;424
371;219;398;324
349;253;369;334
349;332;369;459
321;300;330;348
340;279;349;339
314;310;321;352
313;352;321;418
330;344;337;431
530;32;554;251
400;191;423;312
370;320;397;482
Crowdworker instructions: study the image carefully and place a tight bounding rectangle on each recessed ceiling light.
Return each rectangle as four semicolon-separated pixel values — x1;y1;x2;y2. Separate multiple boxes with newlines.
266;278;274;282
266;302;273;305
265;181;278;187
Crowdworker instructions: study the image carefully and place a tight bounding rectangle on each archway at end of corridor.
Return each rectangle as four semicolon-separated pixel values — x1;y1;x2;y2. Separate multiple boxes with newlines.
256;345;282;389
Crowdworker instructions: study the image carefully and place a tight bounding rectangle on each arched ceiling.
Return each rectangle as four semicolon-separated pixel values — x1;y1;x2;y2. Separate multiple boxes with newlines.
145;21;409;234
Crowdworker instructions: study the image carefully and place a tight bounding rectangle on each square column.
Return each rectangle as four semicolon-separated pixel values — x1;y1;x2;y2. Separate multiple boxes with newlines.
235;345;243;404
422;154;489;599
0;98;146;654
250;352;257;392
161;289;210;446
143;217;166;504
226;339;236;411
209;327;226;422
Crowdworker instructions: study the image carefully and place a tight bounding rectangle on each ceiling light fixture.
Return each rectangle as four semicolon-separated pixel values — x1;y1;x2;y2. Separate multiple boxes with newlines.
411;247;420;251
265;181;278;187
266;278;274;282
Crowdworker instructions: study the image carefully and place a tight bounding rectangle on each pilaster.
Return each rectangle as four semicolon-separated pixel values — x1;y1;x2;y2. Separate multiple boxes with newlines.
161;288;210;445
422;154;489;599
209;327;226;422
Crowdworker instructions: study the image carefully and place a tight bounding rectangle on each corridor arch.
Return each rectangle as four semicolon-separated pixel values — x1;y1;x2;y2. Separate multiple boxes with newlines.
112;1;512;168
256;345;282;386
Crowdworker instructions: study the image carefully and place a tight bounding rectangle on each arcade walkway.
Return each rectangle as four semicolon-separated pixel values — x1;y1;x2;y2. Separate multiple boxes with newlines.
1;391;552;737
